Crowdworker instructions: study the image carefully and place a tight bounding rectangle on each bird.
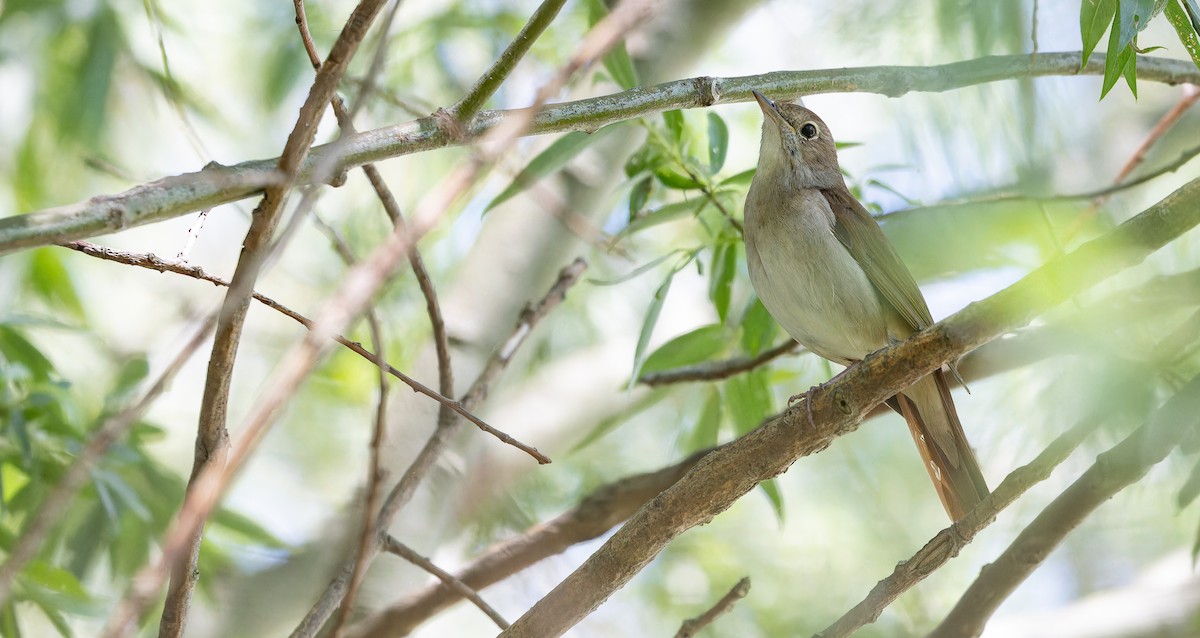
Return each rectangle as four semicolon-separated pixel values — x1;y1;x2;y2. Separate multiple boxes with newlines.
742;90;989;520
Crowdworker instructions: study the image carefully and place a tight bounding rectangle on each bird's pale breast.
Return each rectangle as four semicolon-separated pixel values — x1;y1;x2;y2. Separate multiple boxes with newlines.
744;187;890;365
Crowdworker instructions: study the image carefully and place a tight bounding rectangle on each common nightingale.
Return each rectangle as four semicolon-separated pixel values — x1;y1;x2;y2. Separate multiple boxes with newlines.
743;91;989;520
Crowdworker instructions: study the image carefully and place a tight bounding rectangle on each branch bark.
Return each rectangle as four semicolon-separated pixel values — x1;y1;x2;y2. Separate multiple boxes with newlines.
496;176;1200;637
4;54;1197;255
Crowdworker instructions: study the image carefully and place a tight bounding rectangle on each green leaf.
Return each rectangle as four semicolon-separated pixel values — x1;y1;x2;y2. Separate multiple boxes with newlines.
1081;0;1119;65
654;165;703;190
0;324;56;382
628;176;653;218
211;507;287;548
1117;0;1161;52
1101;9;1137;98
24;561;90;599
719;168;756;187
640;324;729;376
1178;457;1200;508
663;110;685;142
1;601;19;638
708;243;736;322
1123;47;1138;97
619;198;707;238
740;298;779;356
583;0;639;89
630;267;681;386
1185;0;1200;31
758;478;785;524
706;112;729;174
688;388;723;451
109;355;150;404
485;124;623;212
27;249;84;320
724;369;772;435
1165;0;1200;69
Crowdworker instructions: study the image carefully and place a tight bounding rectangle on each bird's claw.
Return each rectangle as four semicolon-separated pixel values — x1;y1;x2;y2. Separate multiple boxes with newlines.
788;384;821;429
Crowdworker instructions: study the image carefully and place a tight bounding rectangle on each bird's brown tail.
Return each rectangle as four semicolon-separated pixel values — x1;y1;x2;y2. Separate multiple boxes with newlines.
895;370;989;521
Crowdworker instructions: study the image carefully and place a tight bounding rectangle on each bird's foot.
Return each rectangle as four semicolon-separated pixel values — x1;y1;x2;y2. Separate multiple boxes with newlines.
787;362;861;429
788;384;821;429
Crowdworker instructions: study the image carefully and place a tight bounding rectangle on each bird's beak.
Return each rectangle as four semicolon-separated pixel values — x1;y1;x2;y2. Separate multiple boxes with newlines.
752;90;786;127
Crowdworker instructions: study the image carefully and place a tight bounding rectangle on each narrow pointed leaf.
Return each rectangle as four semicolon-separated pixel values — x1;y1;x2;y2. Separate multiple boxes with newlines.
485;124;623;212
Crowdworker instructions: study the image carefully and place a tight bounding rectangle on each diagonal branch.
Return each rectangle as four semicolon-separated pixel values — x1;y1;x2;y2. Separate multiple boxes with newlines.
5;53;1199;255
54;240;542;460
381;536;510;631
496;176;1200;637
817;415;1102;638
451;0;569;120
926;373;1200;638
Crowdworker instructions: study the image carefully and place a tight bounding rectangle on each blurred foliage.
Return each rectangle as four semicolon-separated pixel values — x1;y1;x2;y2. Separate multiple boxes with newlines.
3;0;1200;636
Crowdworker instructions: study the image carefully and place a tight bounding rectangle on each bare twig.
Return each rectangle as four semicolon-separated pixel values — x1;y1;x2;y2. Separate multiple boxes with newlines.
349;447;709;638
638;340;799;386
302;258;588;638
451;0;569;120
496;177;1200;637
9;54;1199;255
54;240;537;457
675;577;751;638
307;214;393;638
381;535;510;631
0;316;216;609
1060;84;1200;241
928;374;1200;638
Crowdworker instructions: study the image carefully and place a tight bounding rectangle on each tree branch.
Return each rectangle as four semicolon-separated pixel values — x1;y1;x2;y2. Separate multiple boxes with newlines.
347;447;709;637
817;416;1102;637
381;536;510;631
496;176;1200;637
675;577;750;638
5;53;1198;255
928;373;1200;638
451;0;569;120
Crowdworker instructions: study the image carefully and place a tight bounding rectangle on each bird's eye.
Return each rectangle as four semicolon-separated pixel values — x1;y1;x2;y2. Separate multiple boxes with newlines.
799;122;819;140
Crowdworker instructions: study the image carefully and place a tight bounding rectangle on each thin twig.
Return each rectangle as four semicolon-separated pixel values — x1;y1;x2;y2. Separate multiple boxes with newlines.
638;340;799;386
675;577;751;638
54;241;539;458
308;214;393;638
0;315;216;609
382;535;510;630
452;0;570;120
928;374;1200;638
303;258;588;638
350;447;710;637
1060;84;1200;241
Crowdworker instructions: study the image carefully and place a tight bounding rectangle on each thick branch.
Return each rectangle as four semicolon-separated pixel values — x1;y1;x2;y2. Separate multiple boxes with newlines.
5;54;1197;255
497;176;1200;637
